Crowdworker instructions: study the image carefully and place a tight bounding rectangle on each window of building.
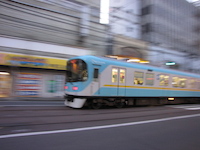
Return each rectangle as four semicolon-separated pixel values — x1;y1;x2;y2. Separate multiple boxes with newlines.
112;68;118;83
141;5;151;16
142;23;152;33
119;69;125;83
159;75;169;86
145;73;154;86
134;71;144;85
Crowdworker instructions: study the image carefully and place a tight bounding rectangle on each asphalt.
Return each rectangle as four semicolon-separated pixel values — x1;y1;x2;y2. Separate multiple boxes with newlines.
1;106;200;150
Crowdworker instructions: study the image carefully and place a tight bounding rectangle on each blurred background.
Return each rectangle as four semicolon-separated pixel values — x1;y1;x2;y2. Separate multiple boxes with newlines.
0;0;200;99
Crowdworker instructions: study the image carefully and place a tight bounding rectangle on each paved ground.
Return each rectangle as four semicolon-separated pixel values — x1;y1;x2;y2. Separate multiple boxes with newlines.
0;103;200;150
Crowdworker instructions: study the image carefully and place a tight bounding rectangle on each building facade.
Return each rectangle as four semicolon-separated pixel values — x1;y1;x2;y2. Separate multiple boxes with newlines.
0;0;108;98
141;0;200;71
109;0;148;60
109;0;141;39
109;0;200;72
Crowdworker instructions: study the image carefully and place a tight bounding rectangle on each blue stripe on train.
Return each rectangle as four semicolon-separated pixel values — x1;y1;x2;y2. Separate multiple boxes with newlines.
94;87;200;97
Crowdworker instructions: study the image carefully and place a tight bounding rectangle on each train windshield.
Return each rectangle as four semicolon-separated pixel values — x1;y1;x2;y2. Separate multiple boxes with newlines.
66;59;88;82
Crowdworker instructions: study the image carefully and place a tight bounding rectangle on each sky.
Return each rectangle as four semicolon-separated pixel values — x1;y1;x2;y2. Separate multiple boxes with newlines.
100;0;109;24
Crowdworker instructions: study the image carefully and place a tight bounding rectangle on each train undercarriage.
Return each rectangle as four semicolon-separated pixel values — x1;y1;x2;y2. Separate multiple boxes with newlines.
64;94;200;109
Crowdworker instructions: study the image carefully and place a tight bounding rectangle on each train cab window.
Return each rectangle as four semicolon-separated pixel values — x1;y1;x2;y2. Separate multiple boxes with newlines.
66;59;88;82
93;68;99;79
145;73;154;85
134;71;144;85
119;69;125;83
112;68;118;83
159;75;169;86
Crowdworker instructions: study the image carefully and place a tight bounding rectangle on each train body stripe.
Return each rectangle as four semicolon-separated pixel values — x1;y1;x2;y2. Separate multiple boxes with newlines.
103;84;200;92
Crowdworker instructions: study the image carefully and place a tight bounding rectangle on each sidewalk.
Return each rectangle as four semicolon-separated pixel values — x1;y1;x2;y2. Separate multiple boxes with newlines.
0;96;65;101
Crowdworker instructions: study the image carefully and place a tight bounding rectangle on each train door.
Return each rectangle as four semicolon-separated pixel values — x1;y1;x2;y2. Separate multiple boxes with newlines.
118;68;126;96
91;66;101;95
111;67;126;96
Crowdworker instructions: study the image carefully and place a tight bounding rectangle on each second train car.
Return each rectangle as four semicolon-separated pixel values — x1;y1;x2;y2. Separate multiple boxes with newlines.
64;55;200;108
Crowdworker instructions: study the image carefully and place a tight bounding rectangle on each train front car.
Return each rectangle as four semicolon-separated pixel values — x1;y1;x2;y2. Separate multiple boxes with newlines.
64;56;90;108
64;55;200;109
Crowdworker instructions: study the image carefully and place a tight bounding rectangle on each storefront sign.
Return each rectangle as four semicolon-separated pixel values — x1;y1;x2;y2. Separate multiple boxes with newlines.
0;52;67;70
16;73;42;97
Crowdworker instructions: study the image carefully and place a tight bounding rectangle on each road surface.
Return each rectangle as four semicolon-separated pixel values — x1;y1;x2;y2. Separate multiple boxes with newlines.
0;102;200;150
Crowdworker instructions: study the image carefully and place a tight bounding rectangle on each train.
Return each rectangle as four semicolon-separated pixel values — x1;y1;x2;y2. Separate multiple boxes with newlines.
64;55;200;109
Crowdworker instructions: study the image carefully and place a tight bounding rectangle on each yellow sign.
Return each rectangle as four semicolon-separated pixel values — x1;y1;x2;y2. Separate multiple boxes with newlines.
0;52;67;70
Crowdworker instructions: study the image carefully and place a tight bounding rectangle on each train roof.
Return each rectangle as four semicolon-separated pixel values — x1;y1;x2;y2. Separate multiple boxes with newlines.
70;55;200;78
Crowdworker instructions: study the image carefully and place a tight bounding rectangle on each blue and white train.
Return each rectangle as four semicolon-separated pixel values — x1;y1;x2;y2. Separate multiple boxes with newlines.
64;55;200;108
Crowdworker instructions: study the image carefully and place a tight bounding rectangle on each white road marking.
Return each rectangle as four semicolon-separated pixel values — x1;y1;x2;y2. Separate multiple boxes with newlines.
0;113;200;139
185;108;200;110
167;104;200;110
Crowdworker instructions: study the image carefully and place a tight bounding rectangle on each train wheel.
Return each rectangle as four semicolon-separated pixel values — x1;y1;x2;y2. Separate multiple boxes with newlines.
91;99;102;109
115;99;125;108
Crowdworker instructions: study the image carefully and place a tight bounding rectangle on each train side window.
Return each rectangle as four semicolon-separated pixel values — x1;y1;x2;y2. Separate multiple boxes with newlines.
172;77;187;88
189;79;195;88
120;69;125;83
134;71;144;85
179;78;187;88
112;68;118;83
93;68;99;79
172;77;179;87
159;75;169;86
145;73;154;85
198;80;200;89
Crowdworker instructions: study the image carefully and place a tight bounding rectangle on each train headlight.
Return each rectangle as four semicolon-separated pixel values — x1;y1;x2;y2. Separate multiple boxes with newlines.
168;98;175;101
64;86;68;89
72;86;78;90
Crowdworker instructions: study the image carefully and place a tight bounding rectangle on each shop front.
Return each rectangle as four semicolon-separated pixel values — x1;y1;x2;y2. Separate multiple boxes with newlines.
0;52;67;98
